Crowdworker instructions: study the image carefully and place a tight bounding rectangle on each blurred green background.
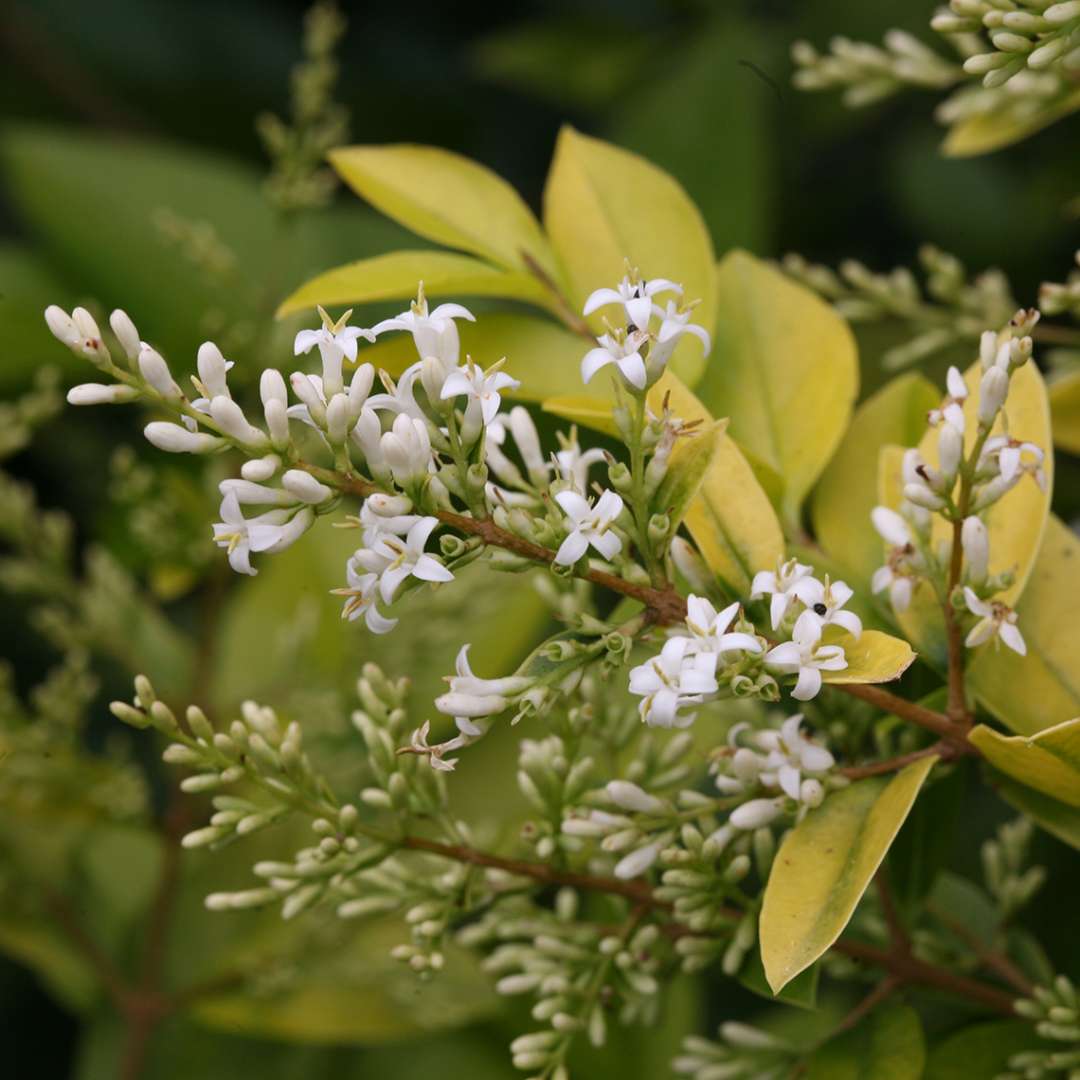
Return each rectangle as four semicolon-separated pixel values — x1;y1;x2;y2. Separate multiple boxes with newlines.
1;1;1078;1077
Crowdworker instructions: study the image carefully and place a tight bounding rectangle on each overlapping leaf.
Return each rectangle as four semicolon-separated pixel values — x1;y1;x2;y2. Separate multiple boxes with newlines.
970;717;1080;807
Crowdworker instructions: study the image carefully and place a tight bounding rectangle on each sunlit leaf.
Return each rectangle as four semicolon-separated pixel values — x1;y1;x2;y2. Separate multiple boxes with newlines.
1049;369;1080;455
812;372;939;587
655;419;726;531
329;144;558;278
968;515;1080;735
942;87;1080;158
693;250;859;525
820;629;917;687
970;717;1080;807
760;756;937;993
542;126;717;386
807;1004;925;1080
275;250;554;318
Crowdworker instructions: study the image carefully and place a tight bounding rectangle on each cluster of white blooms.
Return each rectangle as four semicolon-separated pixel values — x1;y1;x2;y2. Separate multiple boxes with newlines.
871;311;1045;656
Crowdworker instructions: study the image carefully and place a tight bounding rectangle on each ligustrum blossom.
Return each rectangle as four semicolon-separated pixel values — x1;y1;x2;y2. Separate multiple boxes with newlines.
927;364;967;434
553;489;624;565
750;558;824;630
331;556;398;634
870;506;923;612
581;329;649;389
371;284;475;367
440;358;521;426
628;636;719;728
554;427;607;490
294;305;374;396
212;492;313;576
583;274;683;331
434;644;537;719
763;611;847;701
350;516;453;603
683;596;763;666
963;588;1026;656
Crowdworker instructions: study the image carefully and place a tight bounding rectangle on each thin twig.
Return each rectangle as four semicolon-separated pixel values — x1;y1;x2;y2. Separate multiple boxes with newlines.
832;976;901;1035
927;902;1036;997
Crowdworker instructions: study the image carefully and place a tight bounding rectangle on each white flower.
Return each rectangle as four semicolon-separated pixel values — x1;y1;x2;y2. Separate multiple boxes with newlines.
554;427;607;489
871;506;912;547
380;414;434;486
730;798;783;830
353;515;453;603
281;469;334;505
628;636;719;728
67;383;140;406
138;345;181;399
109;309;142;361
260;369;290;449
212;492;313;576
144;421;225;454
371;286;475;368
45;305;107;360
811;579;862;639
928;365;968;434
750;558;824;631
753;714;835;799
871;563;915;613
553;489;624;565
580;330;649;389
365;364;426;421
647;300;712;370
683;596;763;666
359;494;420;546
440;358;520;426
583;274;682;331
963;587;1026;655
980;435;1047;490
434;643;535;719
331;557;397;634
485;407;551;489
764;611;847;701
294;306;374;397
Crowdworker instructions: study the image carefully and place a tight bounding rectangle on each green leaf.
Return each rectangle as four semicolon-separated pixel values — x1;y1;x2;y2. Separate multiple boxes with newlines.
275;250;555;318
812;372;940;587
361;312;588;406
760;756;937;993
653;372;784;596
925;1020;1045;1079
542;126;717;386
694;250;859;525
328;144;557;278
654;419;727;532
968;515;1080;736
820;629;917;687
969;717;1080;807
0;919;98;1012
996;776;1080;851
880;360;1052;669
807;1004;925;1080
1049;369;1080;455
942;86;1080;158
738;949;820;1009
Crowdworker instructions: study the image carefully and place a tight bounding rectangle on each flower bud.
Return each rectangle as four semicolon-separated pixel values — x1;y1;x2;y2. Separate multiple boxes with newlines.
325;392;349;443
962;515;990;584
45;305;80;347
730;798;782;830
210;395;269;449
144;421;224;454
607;781;666;814
109;309;142;361
67;383;139;406
138;346;181;399
282;469;334;504
978;366;1009;427
290;372;326;426
938;422;963;482
347;363;375;423
197;341;230;398
903;483;947;511
241;455;280;482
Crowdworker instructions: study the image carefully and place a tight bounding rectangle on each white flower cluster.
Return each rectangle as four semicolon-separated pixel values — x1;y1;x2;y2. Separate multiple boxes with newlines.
711;714;838;830
870;312;1045;656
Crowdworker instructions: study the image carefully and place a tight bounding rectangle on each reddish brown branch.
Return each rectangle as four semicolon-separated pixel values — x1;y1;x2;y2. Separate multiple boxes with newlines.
840;740;969;781
832;975;901;1035
837;683;968;743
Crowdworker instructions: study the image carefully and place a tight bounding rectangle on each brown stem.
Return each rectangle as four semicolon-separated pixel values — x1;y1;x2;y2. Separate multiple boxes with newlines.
832;976;901;1035
927;903;1036;998
840;740;969;781
835;683;968;743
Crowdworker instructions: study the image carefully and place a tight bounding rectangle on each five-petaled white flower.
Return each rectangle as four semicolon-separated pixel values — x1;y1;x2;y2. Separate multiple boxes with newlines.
352;516;454;603
683;596;763;667
212;492;313;576
753;714;835;800
763;610;847;701
811;579;862;639
331;556;398;634
751;558;824;630
583;275;682;332
372;286;475;367
963;587;1026;655
553;489;624;566
628;636;719;728
581;330;649;390
440;359;521;426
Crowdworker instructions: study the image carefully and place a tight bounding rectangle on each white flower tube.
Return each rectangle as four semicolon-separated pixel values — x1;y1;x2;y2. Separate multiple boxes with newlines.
138;346;181;399
144;422;224;454
109;309;142;361
282;469;334;504
961;515;990;585
210;396;269;450
67;383;140;405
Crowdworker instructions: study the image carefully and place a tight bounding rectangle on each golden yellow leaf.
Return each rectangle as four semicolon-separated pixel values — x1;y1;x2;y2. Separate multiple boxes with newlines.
970;718;1080;808
821;629;917;686
1049;369;1080;456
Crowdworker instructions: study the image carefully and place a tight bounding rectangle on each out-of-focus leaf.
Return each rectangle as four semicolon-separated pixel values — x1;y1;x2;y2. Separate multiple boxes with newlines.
695;250;859;525
820;629;916;687
969;718;1080;807
275;250;553;317
925;1020;1045;1079
812;372;939;586
760;756;936;993
806;1004;925;1080
0;919;98;1012
328;144;558;278
968;515;1080;736
885;360;1052;668
542;126;717;386
360;312;588;405
739;949;820;1009
942;87;1080;158
928;872;998;944
1049;369;1080;455
654;421;725;532
653;373;784;596
609;20;772;254
996;775;1080;851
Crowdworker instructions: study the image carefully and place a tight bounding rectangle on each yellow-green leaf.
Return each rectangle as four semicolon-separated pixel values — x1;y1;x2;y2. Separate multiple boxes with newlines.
328;144;557;277
542;126;716;386
821;629;917;687
542;392;620;435
970;718;1080;807
275;250;554;318
694;250;859;525
807;1004;925;1080
656;419;727;529
968;514;1080;735
1049;369;1080;455
996;776;1080;852
942;87;1080;158
880;359;1052;667
812;372;940;586
358;312;589;405
760;755;937;993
